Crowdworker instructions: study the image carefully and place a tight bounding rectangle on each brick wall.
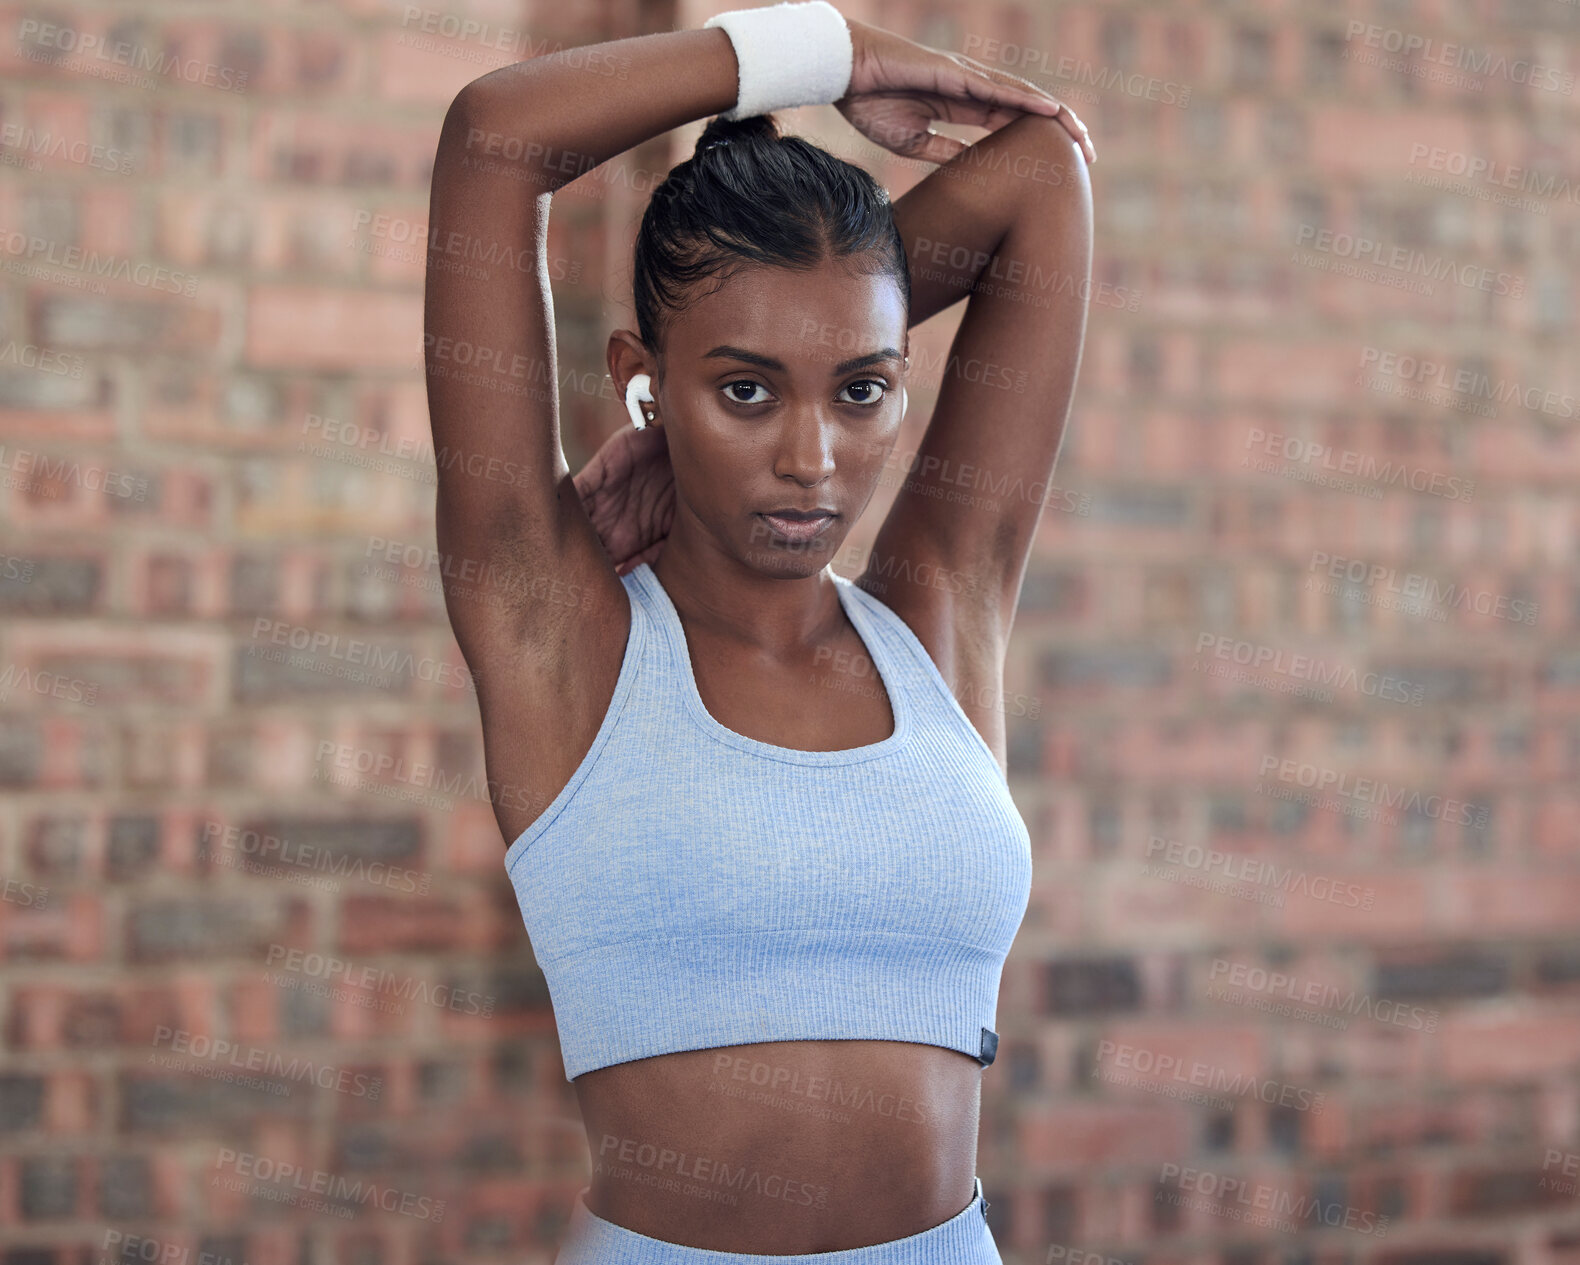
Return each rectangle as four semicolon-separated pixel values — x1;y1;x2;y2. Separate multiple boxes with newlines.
2;0;1577;1262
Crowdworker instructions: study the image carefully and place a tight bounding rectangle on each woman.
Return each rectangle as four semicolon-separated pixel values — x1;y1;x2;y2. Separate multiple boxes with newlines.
424;4;1092;1260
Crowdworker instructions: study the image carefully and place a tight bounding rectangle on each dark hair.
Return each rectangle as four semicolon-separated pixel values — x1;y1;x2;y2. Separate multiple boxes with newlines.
632;112;910;356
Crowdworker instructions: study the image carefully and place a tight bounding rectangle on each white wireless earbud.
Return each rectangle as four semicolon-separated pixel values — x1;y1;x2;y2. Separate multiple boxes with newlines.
625;373;654;430
899;386;908;422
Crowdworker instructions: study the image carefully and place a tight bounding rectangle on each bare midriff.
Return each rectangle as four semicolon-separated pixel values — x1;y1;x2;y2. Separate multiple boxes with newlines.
572;1038;984;1253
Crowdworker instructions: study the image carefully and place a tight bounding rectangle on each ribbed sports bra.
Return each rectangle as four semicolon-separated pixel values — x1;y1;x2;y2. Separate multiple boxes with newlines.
503;561;1033;1082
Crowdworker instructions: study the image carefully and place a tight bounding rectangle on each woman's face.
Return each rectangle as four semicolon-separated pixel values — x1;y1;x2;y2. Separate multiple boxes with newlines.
653;255;909;578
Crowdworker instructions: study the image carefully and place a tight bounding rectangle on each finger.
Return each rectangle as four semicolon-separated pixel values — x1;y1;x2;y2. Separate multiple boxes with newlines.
944;53;1062;118
910;129;970;165
950;52;1062;111
949;54;1094;163
1050;101;1096;164
576;470;608;506
926;96;1036;134
967;93;1092;164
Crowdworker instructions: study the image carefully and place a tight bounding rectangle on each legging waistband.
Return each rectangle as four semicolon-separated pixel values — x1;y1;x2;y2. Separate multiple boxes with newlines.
554;1176;1001;1264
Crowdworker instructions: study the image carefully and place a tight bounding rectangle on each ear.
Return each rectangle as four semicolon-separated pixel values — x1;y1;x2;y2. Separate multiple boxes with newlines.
608;329;659;429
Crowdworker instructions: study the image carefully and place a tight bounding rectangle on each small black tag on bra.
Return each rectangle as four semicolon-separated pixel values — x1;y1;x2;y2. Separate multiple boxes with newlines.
978;1027;998;1067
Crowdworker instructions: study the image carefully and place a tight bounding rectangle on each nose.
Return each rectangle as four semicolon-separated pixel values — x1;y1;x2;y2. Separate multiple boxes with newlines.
771;409;836;486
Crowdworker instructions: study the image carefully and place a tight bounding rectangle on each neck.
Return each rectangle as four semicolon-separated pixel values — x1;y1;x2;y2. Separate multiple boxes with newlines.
650;515;845;660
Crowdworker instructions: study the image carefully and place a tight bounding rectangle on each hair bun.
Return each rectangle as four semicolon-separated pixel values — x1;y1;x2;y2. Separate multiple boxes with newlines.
633;108;909;357
694;111;781;157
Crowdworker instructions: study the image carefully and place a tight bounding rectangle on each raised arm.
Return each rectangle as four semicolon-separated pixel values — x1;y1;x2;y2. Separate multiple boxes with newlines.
858;112;1093;763
426;30;739;647
424;31;740;836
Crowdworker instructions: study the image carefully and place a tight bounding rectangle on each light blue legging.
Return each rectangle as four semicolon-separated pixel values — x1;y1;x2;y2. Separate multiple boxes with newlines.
554;1177;1002;1264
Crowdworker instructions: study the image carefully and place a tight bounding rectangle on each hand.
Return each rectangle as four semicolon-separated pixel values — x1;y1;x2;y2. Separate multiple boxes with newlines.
573;422;676;576
834;18;1094;166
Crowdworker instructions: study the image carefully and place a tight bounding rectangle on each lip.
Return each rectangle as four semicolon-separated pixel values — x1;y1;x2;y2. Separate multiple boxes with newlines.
756;510;837;544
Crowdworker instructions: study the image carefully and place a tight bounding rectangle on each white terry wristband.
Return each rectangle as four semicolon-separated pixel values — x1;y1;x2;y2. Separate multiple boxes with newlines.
703;1;854;121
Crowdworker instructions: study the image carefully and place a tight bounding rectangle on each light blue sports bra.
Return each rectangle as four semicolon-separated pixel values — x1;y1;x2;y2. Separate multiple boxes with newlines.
503;561;1033;1082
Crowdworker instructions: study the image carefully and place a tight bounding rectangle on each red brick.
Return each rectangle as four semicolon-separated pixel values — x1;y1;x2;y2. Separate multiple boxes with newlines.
1442;1014;1580;1081
245;285;421;368
1020;1101;1192;1171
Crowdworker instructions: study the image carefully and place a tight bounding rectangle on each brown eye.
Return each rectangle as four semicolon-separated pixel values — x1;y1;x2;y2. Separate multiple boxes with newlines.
839;379;888;406
723;379;770;405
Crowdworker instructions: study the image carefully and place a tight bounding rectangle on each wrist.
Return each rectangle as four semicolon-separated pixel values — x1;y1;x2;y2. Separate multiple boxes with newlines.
703;1;855;120
837;15;869;100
